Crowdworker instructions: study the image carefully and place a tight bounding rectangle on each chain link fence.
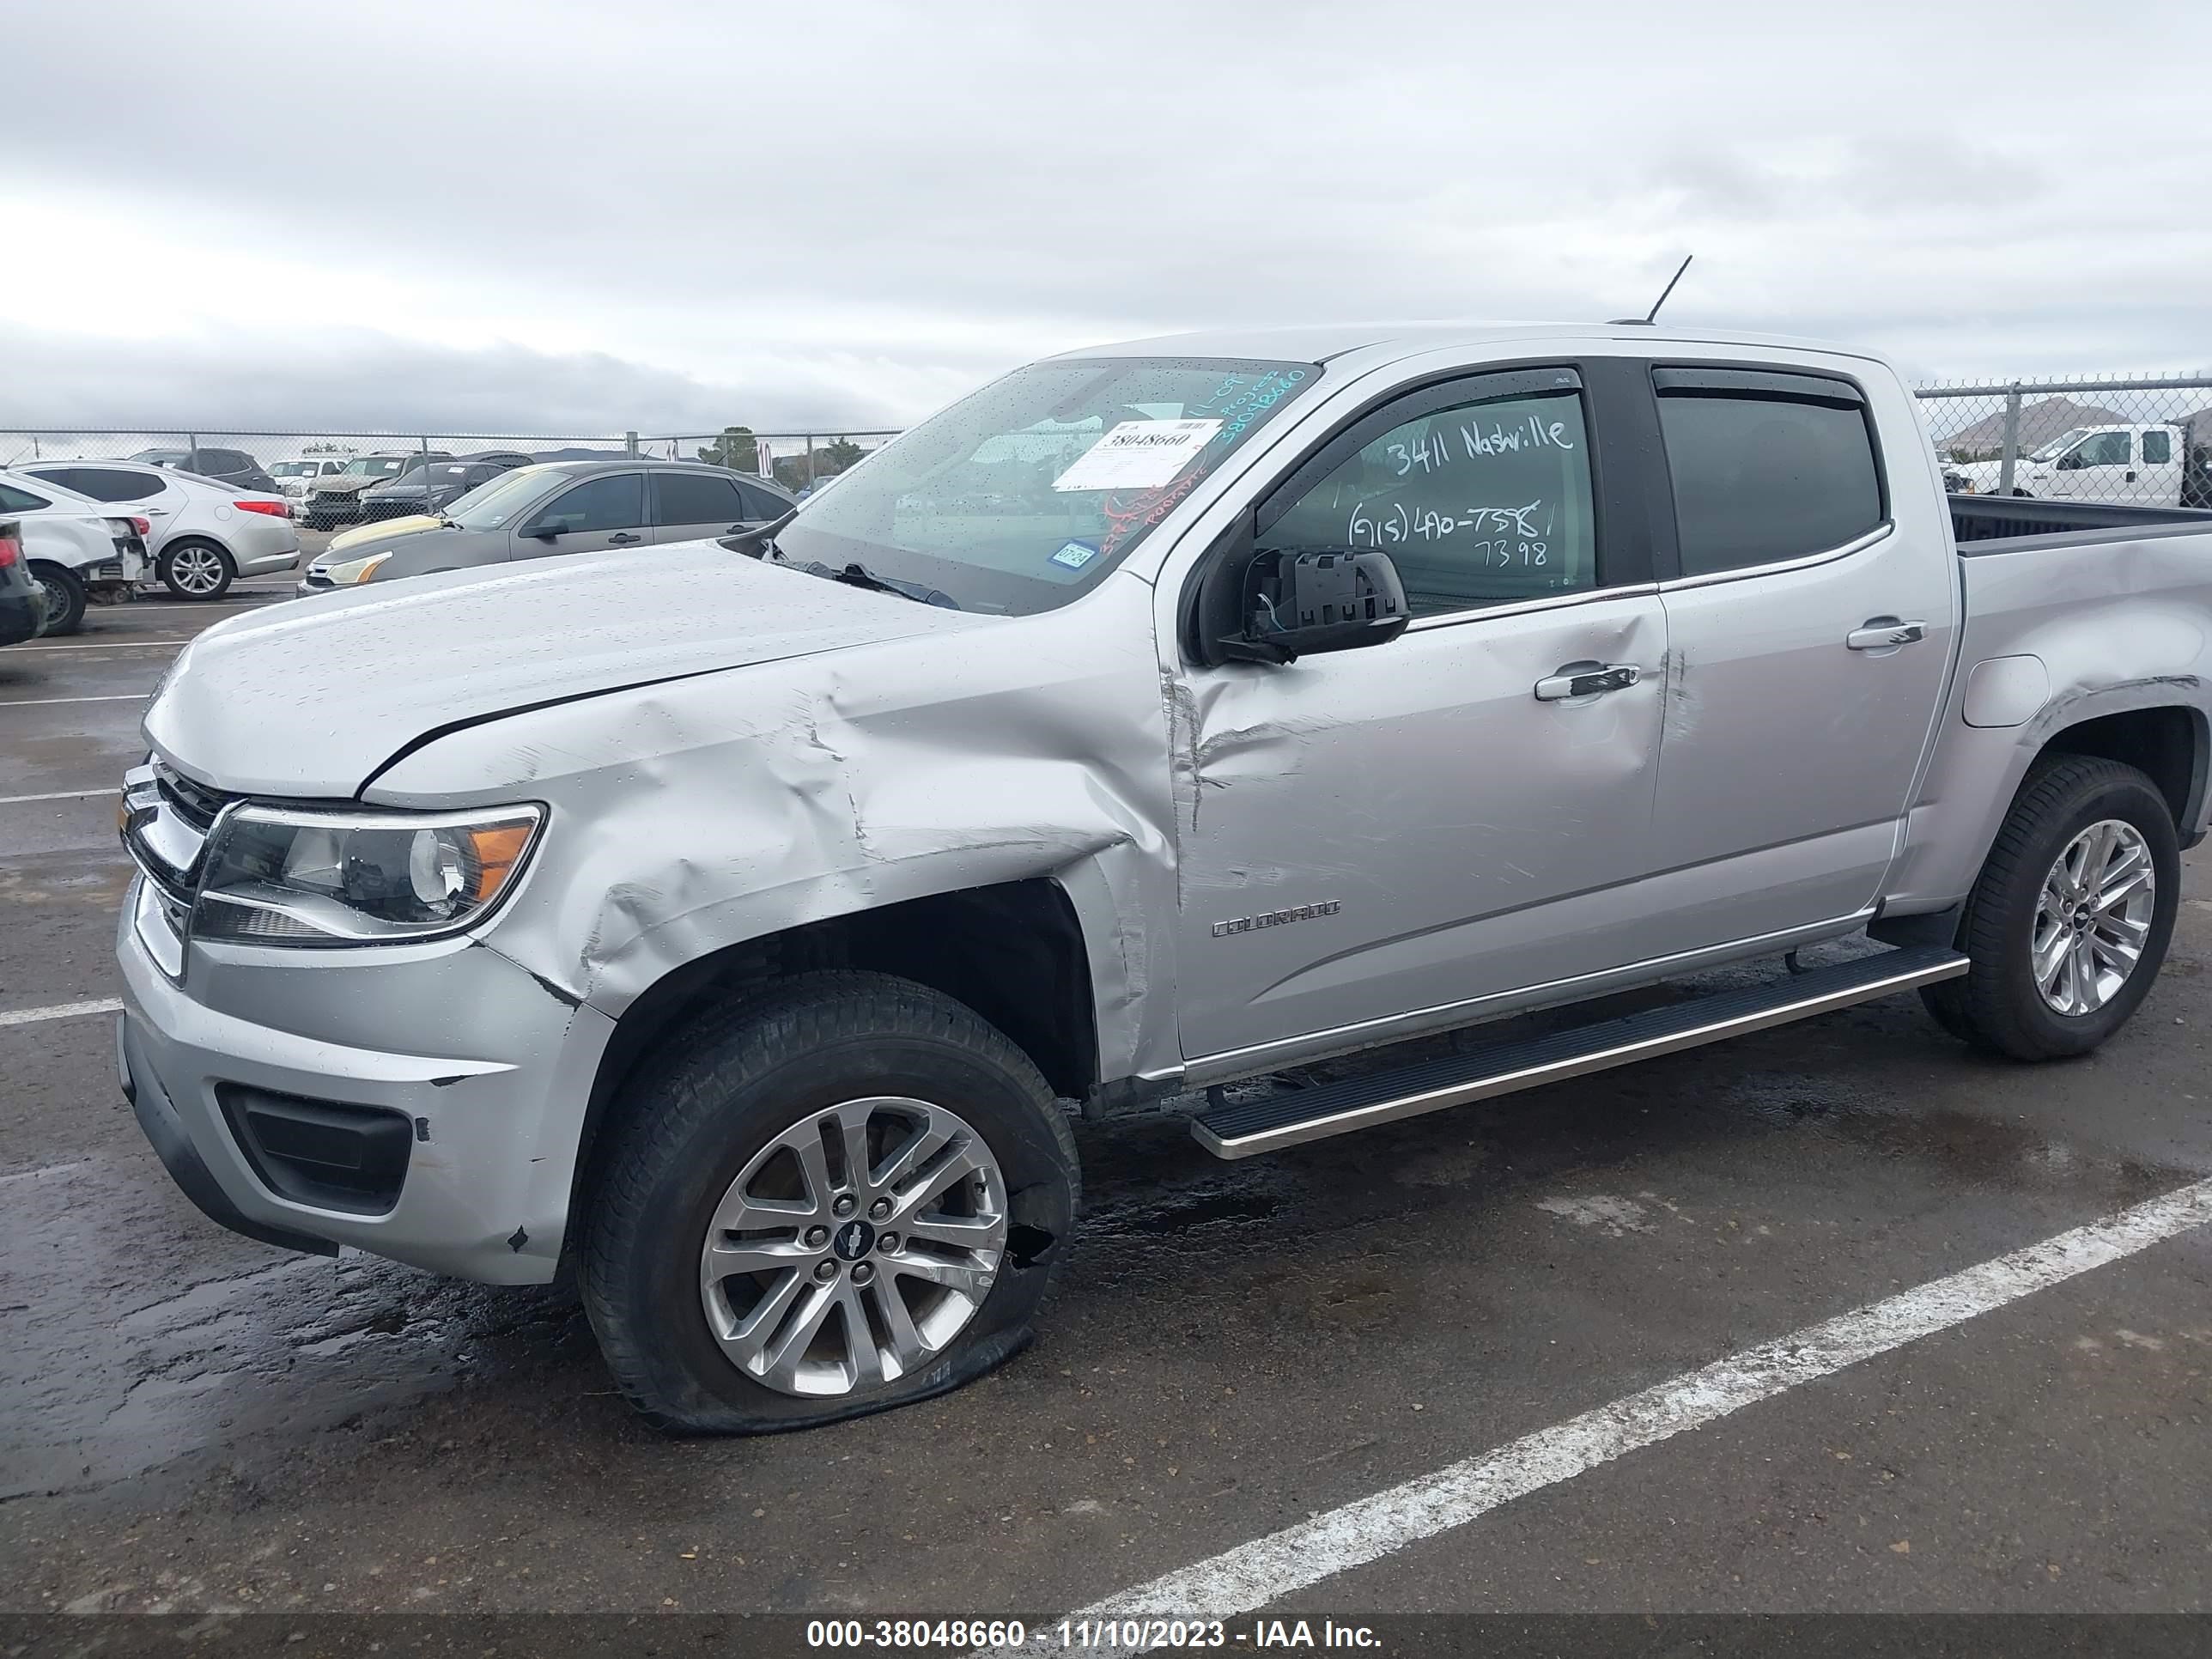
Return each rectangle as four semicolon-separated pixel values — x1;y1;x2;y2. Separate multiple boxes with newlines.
9;376;2212;528
0;427;905;531
1912;376;2212;507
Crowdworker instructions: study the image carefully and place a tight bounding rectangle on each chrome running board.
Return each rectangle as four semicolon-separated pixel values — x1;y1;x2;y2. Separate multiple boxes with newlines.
1192;945;1968;1159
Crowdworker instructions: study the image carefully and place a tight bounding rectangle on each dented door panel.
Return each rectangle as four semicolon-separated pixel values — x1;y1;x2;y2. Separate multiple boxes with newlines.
1165;593;1668;1062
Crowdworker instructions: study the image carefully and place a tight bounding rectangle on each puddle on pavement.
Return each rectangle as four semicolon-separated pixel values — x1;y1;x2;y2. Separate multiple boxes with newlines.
0;1159;585;1504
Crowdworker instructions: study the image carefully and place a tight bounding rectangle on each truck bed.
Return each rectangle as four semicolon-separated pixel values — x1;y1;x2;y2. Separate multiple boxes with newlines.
1950;493;2212;548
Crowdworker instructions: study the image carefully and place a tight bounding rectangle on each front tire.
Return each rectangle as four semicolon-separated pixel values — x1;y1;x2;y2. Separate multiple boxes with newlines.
158;539;234;600
27;562;86;635
1921;756;2179;1060
581;971;1079;1434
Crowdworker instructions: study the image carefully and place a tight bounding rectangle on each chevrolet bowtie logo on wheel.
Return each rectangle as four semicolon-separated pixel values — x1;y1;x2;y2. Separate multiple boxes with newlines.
832;1219;876;1261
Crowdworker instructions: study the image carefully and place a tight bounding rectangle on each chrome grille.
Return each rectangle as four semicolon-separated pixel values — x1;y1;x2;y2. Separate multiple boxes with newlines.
155;761;234;836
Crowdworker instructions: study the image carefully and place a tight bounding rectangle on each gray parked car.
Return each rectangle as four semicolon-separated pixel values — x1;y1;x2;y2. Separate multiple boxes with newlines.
118;323;2212;1435
297;459;796;595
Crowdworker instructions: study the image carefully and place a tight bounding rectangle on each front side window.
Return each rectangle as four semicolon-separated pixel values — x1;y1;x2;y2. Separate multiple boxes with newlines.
2143;429;2173;465
533;473;644;534
1656;372;1884;576
448;466;558;529
775;356;1317;614
1260;382;1598;616
2070;431;2131;467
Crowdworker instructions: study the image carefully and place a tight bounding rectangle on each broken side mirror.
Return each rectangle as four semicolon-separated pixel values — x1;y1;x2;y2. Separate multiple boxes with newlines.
1223;547;1409;665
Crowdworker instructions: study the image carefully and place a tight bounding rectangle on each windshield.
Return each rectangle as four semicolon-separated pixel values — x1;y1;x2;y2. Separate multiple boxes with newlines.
447;465;558;530
2027;428;2089;463
270;460;320;478
343;457;412;478
773;356;1316;614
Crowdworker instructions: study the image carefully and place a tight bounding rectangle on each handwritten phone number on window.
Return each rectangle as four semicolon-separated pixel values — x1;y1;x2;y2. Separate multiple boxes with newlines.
1347;500;1553;567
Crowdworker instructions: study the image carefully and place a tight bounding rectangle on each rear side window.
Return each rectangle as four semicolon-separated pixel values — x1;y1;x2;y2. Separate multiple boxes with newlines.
2142;429;2172;466
45;467;153;503
1655;368;1884;576
650;471;747;527
0;483;50;512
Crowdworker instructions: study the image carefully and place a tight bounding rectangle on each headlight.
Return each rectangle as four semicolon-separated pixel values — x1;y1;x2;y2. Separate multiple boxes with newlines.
196;804;544;945
325;552;392;585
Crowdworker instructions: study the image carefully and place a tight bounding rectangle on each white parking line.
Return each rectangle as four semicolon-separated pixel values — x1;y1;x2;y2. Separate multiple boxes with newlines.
0;788;106;805
0;694;146;707
0;998;124;1029
1018;1176;2212;1632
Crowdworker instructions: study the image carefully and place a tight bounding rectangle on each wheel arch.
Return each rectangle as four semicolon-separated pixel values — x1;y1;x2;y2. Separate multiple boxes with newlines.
565;875;1104;1239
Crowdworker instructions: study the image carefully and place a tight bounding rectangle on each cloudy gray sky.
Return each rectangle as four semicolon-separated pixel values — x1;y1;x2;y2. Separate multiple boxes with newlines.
5;0;2209;437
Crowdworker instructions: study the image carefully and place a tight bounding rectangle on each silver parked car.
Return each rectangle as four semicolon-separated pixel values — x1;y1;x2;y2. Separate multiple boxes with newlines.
115;323;2212;1434
17;459;300;599
296;459;795;595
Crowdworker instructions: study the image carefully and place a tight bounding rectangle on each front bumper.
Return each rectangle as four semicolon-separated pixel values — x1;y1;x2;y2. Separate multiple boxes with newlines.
117;882;615;1282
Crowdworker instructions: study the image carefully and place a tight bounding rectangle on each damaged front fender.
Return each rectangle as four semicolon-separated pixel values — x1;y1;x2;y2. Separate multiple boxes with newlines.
364;574;1186;1086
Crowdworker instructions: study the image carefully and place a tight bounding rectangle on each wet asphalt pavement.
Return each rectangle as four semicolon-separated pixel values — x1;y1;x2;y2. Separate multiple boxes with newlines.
2;576;2208;1628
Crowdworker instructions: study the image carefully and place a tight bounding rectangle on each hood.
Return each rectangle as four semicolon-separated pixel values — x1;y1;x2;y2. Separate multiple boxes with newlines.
145;540;993;797
326;514;445;554
311;474;396;497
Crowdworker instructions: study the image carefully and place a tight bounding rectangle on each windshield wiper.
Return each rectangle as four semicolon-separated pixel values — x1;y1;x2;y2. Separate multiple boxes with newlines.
797;560;961;611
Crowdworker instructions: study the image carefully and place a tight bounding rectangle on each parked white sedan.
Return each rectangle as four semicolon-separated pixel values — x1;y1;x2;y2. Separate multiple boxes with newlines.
0;468;152;633
14;459;300;599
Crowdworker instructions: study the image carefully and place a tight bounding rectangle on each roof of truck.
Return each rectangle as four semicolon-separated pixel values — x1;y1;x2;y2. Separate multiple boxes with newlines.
1051;321;1883;369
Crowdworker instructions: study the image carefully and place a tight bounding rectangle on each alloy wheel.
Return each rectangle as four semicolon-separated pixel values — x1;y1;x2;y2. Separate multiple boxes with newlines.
167;544;228;597
2033;818;2155;1016
697;1096;1007;1397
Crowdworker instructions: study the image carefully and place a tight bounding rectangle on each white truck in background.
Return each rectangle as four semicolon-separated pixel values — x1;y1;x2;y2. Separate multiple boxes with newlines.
1950;422;2195;505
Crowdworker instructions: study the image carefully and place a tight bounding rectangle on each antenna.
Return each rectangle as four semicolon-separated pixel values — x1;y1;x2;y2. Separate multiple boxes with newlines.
1608;255;1693;327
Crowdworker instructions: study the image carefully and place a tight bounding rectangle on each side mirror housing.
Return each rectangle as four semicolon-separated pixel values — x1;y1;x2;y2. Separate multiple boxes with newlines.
1226;547;1409;664
522;518;571;540
2055;450;2084;471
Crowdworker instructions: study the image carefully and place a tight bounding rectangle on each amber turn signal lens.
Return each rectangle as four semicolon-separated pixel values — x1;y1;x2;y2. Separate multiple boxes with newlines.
465;823;536;904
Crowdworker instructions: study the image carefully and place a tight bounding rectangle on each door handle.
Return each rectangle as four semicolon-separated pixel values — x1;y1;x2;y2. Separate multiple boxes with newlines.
1534;663;1642;702
607;532;642;545
1845;617;1926;651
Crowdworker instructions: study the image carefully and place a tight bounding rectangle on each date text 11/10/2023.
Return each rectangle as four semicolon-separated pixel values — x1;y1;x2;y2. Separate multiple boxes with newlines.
800;1616;1382;1649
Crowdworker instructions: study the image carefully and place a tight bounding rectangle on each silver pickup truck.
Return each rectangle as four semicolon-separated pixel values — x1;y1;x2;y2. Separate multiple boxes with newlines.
116;324;2212;1432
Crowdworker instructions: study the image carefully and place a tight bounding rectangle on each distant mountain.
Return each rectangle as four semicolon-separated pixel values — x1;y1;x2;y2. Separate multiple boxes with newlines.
1937;396;2127;455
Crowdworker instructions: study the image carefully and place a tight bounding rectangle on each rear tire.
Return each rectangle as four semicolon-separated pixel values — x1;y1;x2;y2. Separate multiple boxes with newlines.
27;562;86;635
1920;756;2178;1060
581;970;1079;1434
158;538;234;600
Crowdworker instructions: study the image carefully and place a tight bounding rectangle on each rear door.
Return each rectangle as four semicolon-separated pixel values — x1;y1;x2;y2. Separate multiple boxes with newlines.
1642;363;1958;951
507;471;649;558
2137;427;2184;505
646;470;755;544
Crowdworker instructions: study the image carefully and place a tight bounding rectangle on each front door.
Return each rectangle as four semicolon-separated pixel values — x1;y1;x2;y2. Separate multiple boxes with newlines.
2045;428;2133;501
508;471;649;559
1643;364;1959;950
1168;364;1669;1065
